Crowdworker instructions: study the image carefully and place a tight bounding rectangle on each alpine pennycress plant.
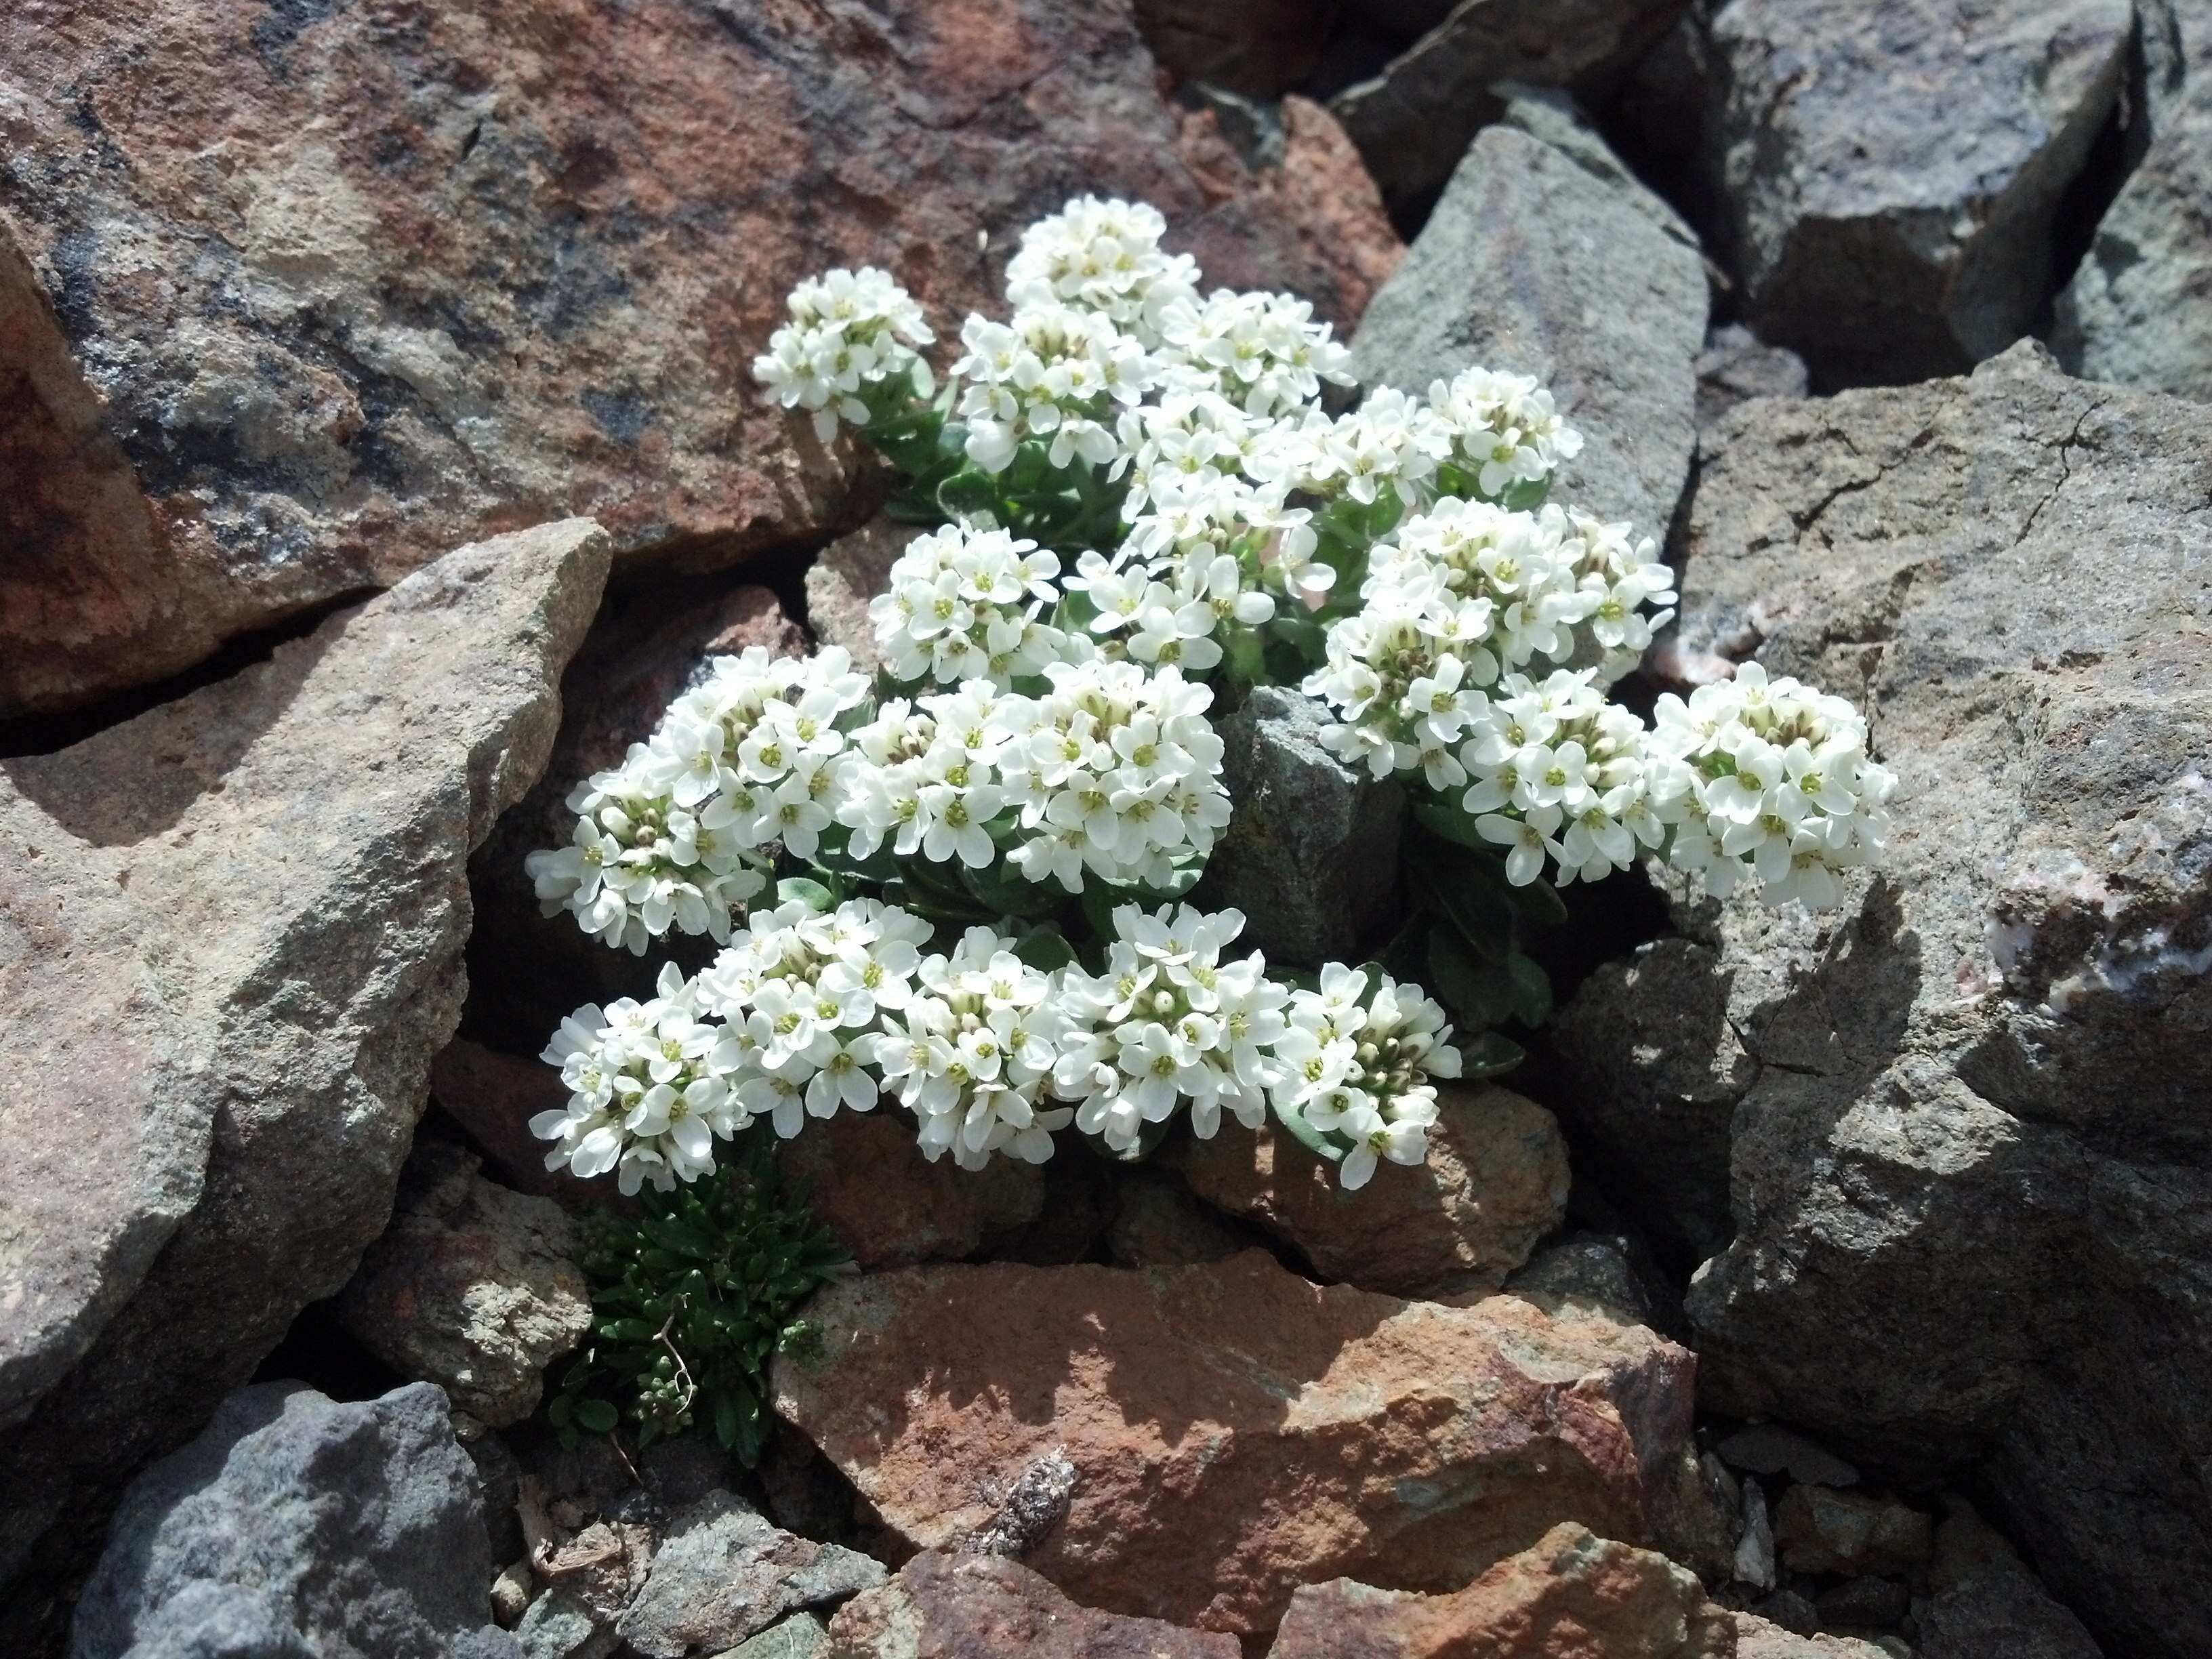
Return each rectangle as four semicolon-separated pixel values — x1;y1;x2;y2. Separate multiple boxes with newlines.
526;194;1896;1206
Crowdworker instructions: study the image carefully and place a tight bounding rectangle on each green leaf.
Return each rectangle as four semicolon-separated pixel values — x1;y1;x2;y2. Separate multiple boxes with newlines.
574;1399;619;1435
640;1215;718;1261
1506;950;1553;1026
1504;876;1569;930
1268;1092;1345;1165
1457;1030;1528;1078
1012;926;1076;972
1412;801;1492;850
776;876;835;914
1423;922;1515;1030
1499;475;1553;513
1406;850;1516;965
714;1390;740;1450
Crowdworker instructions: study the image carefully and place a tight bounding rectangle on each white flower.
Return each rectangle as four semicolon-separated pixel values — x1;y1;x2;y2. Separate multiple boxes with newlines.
1267;968;1460;1191
1417;365;1583;502
1003;195;1200;346
951;302;1158;474
1153;287;1354;419
870;524;1069;690
1052;904;1290;1151
750;267;934;443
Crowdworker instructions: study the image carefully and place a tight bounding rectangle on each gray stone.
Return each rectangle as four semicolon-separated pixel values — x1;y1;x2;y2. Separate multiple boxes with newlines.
1352;117;1707;541
2054;1;2212;401
1920;1500;2105;1659
71;1382;518;1659
1170;1083;1570;1296
1107;1172;1250;1267
1503;1233;1665;1330
802;520;918;682
336;1141;592;1427
1735;1481;1777;1591
1750;1591;1818;1636
1612;342;2212;1659
1696;324;1809;432
1732;1614;1891;1658
1193;686;1405;967
1774;1488;1931;1579
1817;1576;1909;1631
0;519;607;1628
724;1614;830;1659
1716;1425;1860;1490
1703;0;2133;387
1330;0;1689;209
617;1492;886;1659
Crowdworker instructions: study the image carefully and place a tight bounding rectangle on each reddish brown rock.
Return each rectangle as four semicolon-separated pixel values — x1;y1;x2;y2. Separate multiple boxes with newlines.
1169;1084;1569;1295
428;1038;582;1205
772;1254;1708;1639
782;1109;1044;1271
1267;1523;1731;1658
828;1551;1239;1659
0;0;1387;716
1133;0;1338;97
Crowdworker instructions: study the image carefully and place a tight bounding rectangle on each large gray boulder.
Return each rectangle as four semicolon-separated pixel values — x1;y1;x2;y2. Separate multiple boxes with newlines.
0;519;607;1638
71;1382;517;1659
1703;0;2132;387
2054;0;2212;402
1352;108;1707;541
1560;342;2209;1658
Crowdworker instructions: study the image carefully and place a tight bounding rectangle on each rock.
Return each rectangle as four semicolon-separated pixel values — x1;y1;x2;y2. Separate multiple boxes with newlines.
335;1141;592;1427
1329;0;1691;211
1267;96;1409;326
958;1450;1078;1561
1193;685;1406;967
1696;324;1810;432
1546;934;1755;1269
1107;1172;1250;1267
1133;0;1338;97
1352;116;1707;540
432;1038;595;1205
2054;0;2212;401
1716;1425;1861;1490
1734;1481;1777;1592
733;1615;832;1659
1639;342;2212;1659
826;1551;1239;1659
781;1109;1044;1272
71;1381;516;1659
1921;1500;2106;1659
0;519;607;1635
1751;1590;1819;1635
467;578;806;1050
0;0;1386;718
773;1254;1711;1637
615;1492;884;1659
1817;1576;1910;1631
1702;0;2133;387
1267;1523;1729;1659
1502;1232;1668;1331
1170;1083;1569;1294
1732;1614;1893;1658
804;521;919;680
493;1562;536;1629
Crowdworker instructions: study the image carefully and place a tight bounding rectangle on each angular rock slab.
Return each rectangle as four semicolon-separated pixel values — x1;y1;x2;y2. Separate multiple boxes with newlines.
773;1254;1708;1639
2055;0;2212;402
617;1492;885;1659
71;1382;516;1659
1352;117;1707;539
1170;1083;1568;1295
0;0;1387;716
781;1109;1044;1273
1267;1523;1730;1659
827;1551;1239;1659
1704;0;2132;387
1599;343;2211;1659
0;520;607;1631
335;1141;592;1428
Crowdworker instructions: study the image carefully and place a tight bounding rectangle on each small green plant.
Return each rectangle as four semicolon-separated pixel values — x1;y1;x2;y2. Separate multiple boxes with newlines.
546;1132;848;1463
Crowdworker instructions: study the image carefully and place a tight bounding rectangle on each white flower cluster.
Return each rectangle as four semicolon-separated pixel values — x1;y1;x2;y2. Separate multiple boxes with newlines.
1460;668;1662;886
1273;965;1463;1190
867;524;1068;688
1645;663;1898;909
1155;288;1355;419
951;302;1156;472
1422;367;1584;501
535;898;1468;1191
1054;905;1290;1151
751;267;934;443
525;647;869;953
533;964;747;1195
1306;497;1680;785
1004;196;1200;347
836;658;1229;892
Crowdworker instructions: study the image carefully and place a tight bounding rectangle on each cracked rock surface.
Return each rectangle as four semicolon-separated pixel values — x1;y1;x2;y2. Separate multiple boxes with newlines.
1557;340;2212;1659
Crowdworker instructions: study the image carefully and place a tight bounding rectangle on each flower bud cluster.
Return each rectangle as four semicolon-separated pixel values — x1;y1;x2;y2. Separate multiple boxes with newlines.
750;267;934;443
868;524;1068;689
525;647;869;953
1053;905;1290;1150
1273;965;1463;1190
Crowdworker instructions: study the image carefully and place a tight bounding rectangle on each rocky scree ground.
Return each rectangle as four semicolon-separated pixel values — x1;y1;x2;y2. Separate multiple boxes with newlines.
5;0;2209;1657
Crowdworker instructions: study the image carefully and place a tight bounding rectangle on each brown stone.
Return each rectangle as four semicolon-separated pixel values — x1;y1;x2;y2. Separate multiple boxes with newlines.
429;1038;586;1204
772;1254;1708;1638
1169;1084;1568;1295
803;519;921;680
1730;1616;1895;1658
0;0;1387;716
1133;0;1338;98
1773;1487;1933;1580
827;1551;1238;1658
781;1109;1044;1272
1266;1523;1731;1658
1107;1172;1249;1268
